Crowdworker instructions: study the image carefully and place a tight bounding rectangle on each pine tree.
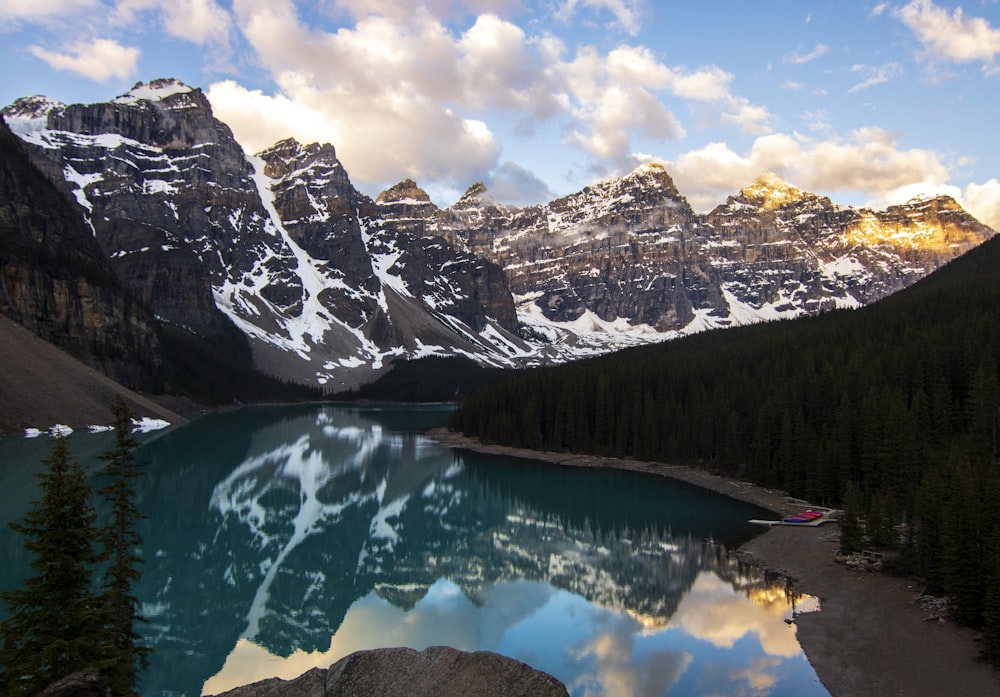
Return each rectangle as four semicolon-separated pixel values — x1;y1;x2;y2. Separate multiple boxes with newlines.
97;398;151;697
980;525;1000;666
0;438;104;697
839;481;865;555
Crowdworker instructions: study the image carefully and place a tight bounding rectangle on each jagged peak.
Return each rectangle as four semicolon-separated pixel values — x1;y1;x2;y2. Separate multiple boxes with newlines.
456;181;496;206
377;178;432;205
902;193;961;209
2;95;66;120
738;171;812;210
259;137;338;162
1;95;66;141
616;161;683;198
113;78;195;105
622;161;673;184
629;161;668;176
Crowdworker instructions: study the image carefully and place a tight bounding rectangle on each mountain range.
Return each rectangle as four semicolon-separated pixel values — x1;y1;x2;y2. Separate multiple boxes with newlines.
1;78;994;393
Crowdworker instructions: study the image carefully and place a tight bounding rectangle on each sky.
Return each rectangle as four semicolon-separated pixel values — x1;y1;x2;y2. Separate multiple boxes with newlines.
1;1;999;229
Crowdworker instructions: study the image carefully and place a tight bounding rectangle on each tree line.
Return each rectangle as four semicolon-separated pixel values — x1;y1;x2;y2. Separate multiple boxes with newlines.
0;399;149;696
450;235;1000;663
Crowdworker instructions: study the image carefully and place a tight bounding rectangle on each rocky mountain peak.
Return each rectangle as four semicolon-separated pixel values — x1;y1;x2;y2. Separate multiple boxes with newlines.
452;181;500;210
377;178;432;205
737;171;812;210
113;78;195;105
2;95;65;122
896;194;963;215
258;138;341;179
625;161;674;185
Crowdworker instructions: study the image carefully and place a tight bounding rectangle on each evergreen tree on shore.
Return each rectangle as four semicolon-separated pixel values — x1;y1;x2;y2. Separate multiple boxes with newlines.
97;398;150;697
0;438;104;697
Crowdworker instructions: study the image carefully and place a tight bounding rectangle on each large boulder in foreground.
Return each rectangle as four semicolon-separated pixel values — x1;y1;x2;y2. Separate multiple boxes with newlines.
35;672;109;697
209;645;569;697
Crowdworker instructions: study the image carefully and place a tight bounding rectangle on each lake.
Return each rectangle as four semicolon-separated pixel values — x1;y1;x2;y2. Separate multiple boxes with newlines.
0;404;829;697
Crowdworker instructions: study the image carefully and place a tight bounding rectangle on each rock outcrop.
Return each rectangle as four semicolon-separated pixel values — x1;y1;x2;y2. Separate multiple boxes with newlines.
208;646;569;697
35;672;109;697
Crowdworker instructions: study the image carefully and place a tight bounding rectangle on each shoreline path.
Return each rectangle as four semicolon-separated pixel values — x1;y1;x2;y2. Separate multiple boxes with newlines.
428;428;1000;697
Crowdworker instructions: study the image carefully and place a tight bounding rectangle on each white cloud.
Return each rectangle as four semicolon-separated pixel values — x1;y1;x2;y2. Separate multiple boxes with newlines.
554;0;645;35
667;128;954;212
205;80;341;154
0;0;100;24
332;0;523;23
215;0;767;193
670;573;802;658
848;61;903;92
895;0;1000;71
112;0;234;48
963;179;1000;230
783;43;829;64
28;37;139;82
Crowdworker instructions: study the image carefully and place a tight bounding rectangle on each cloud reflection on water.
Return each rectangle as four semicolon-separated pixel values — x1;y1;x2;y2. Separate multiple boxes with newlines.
203;571;817;697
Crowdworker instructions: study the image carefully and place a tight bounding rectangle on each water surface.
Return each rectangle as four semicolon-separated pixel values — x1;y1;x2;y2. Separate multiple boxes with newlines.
0;404;828;697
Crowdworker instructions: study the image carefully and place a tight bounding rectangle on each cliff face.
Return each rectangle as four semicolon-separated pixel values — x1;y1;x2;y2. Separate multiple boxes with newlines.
3;81;995;388
0;117;160;389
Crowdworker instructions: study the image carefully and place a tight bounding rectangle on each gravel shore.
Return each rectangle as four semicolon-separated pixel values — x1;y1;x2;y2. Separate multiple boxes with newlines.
428;428;1000;697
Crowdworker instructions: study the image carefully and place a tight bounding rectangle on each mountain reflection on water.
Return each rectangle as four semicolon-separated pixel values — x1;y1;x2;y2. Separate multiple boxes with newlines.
112;405;825;696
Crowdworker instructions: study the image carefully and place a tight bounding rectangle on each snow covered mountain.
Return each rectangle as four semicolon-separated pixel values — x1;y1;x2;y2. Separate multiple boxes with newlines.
2;80;994;389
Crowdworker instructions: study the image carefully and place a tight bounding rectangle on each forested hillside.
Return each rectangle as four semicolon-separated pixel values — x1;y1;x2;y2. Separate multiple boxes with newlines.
450;235;1000;660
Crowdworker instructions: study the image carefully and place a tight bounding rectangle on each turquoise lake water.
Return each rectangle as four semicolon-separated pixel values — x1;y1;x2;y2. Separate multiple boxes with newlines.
0;404;830;696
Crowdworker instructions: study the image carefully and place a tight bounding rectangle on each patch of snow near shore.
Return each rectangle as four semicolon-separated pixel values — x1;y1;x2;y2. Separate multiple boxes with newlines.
23;419;169;438
131;417;171;432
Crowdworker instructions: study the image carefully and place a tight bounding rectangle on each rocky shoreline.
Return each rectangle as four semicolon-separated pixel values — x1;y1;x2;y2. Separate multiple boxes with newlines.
428;428;1000;697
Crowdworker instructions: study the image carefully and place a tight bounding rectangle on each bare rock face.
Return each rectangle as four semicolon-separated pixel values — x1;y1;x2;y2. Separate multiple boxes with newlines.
0;115;161;389
208;646;569;697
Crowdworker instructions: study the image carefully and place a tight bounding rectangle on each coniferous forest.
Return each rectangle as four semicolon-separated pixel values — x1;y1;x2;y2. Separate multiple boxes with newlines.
450;235;1000;661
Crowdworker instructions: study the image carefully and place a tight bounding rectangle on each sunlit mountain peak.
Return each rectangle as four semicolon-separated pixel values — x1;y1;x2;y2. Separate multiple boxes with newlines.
739;171;810;211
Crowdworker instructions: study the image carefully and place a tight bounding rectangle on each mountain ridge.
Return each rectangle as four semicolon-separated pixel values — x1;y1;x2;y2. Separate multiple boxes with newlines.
2;79;994;390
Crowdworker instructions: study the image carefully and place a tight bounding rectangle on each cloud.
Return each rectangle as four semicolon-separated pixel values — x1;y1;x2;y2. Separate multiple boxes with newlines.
848;61;903;92
112;0;234;48
962;179;1000;230
485;161;558;206
0;0;100;24
669;573;802;658
205;80;341;154
333;0;524;23
782;43;829;64
28;37;139;82
895;0;1000;71
667;127;954;212
569;616;692;697
554;0;646;35
213;0;767;193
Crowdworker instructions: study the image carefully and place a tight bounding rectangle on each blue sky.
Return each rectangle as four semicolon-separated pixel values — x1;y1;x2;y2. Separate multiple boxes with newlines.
1;1;999;228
